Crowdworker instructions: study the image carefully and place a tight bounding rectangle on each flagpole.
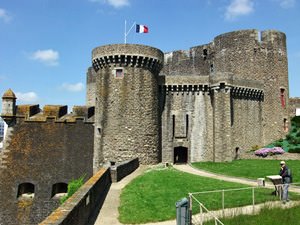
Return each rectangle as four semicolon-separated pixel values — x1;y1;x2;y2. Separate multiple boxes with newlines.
124;21;136;44
124;20;127;44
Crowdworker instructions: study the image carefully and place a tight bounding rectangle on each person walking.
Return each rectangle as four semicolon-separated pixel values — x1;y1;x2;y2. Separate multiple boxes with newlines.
279;161;292;204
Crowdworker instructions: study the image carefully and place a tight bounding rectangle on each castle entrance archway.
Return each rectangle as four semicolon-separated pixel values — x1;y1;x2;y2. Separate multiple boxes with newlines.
174;146;188;164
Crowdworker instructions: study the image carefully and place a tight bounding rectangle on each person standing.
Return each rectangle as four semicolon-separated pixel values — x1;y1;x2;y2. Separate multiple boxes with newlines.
279;161;292;204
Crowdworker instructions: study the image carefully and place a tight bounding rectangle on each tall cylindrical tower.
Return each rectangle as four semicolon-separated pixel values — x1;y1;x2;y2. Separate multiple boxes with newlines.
92;44;164;169
213;29;289;145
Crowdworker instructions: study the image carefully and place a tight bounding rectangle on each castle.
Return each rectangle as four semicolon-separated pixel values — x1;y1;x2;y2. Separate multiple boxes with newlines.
0;29;296;224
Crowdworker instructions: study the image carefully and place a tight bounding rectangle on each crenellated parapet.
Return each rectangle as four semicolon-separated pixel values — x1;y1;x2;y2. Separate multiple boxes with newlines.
92;44;164;73
14;104;95;124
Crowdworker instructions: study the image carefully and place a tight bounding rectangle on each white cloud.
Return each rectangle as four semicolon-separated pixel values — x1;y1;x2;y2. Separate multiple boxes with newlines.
31;49;59;66
0;8;12;23
89;0;130;8
15;92;39;103
61;82;84;92
279;0;295;8
225;0;254;20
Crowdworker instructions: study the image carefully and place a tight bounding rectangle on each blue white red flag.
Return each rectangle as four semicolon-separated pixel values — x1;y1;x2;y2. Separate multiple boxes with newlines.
136;24;149;33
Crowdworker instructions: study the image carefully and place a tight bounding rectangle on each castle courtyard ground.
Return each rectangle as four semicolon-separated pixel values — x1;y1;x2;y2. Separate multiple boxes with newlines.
94;164;300;225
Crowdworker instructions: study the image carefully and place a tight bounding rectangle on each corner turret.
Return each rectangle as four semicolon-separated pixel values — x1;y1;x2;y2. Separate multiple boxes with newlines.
1;89;17;124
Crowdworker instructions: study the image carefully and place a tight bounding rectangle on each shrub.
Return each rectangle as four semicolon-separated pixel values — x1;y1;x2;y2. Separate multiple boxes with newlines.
296;131;300;137
291;116;300;127
289;147;300;153
289;137;300;145
60;175;85;204
286;134;293;141
274;141;283;147
292;127;298;134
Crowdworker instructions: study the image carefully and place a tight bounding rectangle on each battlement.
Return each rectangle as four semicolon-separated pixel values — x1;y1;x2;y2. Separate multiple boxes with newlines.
16;104;40;118
92;44;164;73
43;105;68;118
14;105;95;123
214;29;286;48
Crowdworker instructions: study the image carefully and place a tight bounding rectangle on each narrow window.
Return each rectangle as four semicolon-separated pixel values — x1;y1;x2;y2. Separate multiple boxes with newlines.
51;183;68;198
220;82;225;89
280;88;285;108
17;183;35;199
210;64;214;72
172;115;175;138
203;49;208;60
186;114;189;137
115;68;124;78
283;118;288;132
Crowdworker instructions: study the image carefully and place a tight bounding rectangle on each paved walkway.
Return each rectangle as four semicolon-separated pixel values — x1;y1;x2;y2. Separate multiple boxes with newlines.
94;164;300;225
174;164;300;194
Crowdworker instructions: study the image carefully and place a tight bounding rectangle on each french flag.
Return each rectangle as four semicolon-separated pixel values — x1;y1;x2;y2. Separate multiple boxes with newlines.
136;24;149;33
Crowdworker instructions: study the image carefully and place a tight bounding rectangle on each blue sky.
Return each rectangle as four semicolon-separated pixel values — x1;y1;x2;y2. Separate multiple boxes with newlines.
0;0;299;111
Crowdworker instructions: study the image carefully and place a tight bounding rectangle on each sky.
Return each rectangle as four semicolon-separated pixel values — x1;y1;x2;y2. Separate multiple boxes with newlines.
0;0;300;111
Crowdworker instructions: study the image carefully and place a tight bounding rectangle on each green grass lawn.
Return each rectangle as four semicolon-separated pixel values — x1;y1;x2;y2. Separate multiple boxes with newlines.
192;159;300;183
204;204;300;225
118;166;299;224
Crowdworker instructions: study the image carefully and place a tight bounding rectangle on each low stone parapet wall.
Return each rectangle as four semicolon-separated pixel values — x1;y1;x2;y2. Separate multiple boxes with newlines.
39;168;111;225
110;157;139;182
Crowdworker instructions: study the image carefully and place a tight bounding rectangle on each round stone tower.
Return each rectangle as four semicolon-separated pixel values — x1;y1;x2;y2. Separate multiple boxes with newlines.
92;44;164;169
213;29;289;145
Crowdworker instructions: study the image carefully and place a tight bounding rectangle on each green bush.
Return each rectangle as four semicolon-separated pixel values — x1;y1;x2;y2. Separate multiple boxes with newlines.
296;131;300;137
293;137;300;145
273;141;283;147
291;116;300;126
286;134;293;141
60;175;85;204
289;147;300;153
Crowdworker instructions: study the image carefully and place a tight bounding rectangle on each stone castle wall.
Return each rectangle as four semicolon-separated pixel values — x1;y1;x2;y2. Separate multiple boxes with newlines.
231;88;264;152
159;76;214;163
86;67;97;106
0;107;94;225
160;30;289;160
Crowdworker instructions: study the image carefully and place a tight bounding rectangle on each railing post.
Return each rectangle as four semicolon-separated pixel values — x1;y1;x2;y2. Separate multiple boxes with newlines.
279;184;282;200
222;190;225;217
189;194;193;225
200;204;203;225
252;187;255;213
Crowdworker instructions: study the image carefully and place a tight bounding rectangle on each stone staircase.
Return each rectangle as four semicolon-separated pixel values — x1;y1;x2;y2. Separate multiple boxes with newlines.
0;127;14;170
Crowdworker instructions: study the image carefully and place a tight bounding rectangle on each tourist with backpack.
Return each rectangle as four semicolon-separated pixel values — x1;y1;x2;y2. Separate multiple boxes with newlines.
279;161;292;204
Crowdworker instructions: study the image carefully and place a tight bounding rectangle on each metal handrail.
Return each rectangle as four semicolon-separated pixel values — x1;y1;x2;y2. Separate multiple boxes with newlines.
190;194;224;225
